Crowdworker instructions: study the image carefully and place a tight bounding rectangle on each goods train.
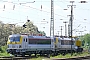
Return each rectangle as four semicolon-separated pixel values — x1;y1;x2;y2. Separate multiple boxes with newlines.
7;34;83;57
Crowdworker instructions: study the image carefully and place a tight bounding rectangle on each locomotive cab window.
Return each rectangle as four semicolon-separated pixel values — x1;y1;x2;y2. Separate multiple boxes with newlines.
9;36;20;42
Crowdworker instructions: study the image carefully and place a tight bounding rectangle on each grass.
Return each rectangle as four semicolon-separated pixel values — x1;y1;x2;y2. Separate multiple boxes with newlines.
30;57;50;60
0;46;10;57
0;52;10;57
30;52;90;60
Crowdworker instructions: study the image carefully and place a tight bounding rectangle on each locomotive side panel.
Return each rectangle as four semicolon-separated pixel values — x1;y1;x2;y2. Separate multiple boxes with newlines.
22;35;28;49
58;38;75;50
28;38;51;51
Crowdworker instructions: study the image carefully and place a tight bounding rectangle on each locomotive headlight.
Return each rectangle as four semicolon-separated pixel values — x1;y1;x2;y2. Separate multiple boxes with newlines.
75;46;78;49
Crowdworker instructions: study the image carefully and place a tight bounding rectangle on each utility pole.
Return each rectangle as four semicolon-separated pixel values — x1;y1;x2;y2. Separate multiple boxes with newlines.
68;24;70;37
63;21;68;36
50;0;54;50
50;0;54;37
57;31;60;36
60;26;63;37
67;1;76;56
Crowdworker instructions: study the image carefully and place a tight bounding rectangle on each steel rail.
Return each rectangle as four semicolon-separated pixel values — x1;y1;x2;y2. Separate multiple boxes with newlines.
52;56;90;60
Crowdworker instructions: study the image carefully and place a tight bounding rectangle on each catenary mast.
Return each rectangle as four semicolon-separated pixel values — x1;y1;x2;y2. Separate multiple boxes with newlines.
50;0;54;49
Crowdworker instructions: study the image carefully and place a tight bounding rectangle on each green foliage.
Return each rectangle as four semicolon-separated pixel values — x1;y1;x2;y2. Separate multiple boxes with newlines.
0;46;10;56
0;47;3;53
39;31;46;36
83;34;90;46
0;53;10;56
80;33;90;48
0;46;7;53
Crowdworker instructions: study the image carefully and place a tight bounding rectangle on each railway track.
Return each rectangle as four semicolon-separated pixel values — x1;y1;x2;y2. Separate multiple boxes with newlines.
52;56;90;60
0;56;90;60
0;56;31;60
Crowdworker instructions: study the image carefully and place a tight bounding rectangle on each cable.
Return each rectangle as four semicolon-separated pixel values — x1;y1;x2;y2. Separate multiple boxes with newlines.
0;16;21;21
73;12;90;24
2;0;90;24
57;0;90;17
2;1;67;18
0;0;67;23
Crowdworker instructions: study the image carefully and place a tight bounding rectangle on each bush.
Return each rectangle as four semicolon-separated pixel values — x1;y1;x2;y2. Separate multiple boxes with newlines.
0;46;7;53
0;47;3;53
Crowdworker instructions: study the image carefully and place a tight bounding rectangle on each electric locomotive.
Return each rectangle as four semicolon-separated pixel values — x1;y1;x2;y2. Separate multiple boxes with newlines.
7;34;83;57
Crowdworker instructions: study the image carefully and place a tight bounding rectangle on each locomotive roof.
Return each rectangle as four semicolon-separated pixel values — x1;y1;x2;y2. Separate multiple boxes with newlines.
9;34;75;40
9;34;21;37
61;38;75;40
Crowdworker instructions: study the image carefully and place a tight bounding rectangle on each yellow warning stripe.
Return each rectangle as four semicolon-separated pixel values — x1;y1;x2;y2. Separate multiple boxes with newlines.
54;37;58;44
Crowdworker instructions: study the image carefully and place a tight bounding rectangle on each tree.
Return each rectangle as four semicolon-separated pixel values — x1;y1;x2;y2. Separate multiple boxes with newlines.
0;20;46;46
80;34;90;46
38;31;46;36
83;34;90;46
23;21;45;35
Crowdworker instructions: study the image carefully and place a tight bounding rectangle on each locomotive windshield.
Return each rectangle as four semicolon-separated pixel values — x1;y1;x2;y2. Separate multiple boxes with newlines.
9;36;20;42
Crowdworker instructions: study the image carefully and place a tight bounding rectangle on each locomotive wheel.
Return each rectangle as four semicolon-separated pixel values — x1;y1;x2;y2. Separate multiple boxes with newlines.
29;54;31;57
35;53;38;58
62;53;65;56
40;54;43;56
47;54;50;58
53;52;58;56
51;53;55;56
22;53;25;57
14;54;17;57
